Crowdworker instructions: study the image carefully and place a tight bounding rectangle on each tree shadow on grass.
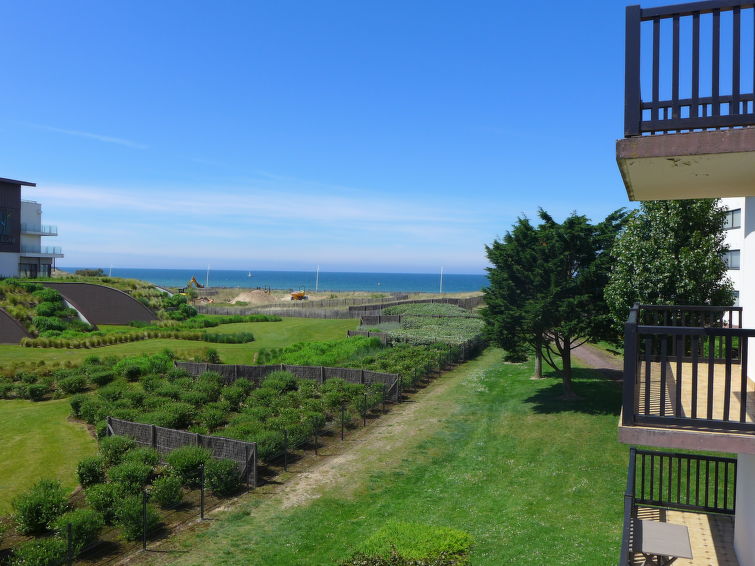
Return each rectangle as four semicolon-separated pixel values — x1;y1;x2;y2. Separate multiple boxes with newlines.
525;367;622;416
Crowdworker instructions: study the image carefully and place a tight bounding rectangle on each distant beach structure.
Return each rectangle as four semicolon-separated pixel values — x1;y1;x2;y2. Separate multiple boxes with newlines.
61;267;487;293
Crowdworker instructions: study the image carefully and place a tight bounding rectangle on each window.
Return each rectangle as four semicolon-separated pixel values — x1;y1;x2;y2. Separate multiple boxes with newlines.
724;208;741;230
723;249;741;270
734;291;740;306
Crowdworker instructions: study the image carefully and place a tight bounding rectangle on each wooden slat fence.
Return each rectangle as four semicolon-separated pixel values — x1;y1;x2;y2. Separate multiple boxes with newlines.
197;306;364;319
175;362;401;402
106;417;257;485
348;296;484;313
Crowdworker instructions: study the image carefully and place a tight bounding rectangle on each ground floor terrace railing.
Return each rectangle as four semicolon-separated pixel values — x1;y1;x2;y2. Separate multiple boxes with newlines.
618;448;736;565
623;303;755;432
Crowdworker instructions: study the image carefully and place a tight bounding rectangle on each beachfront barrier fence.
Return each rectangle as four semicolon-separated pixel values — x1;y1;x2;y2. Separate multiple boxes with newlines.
348;296;484;313
196;306;364;319
106;417;258;485
359;313;480;326
175;362;401;402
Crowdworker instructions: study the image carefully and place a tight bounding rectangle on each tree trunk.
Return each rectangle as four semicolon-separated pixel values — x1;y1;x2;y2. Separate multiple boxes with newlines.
532;337;544;380
560;342;578;399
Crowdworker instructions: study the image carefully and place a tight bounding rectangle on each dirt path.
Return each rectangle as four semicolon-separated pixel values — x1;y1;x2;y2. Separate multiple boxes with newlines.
573;343;623;381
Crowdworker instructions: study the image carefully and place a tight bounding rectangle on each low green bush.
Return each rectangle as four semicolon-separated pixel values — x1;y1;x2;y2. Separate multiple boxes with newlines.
77;455;106;487
150;474;183;508
9;537;68;566
205;458;241;496
114;495;160;541
53;508;104;552
89;369;116;386
26;383;49;401
85;483;120;524
12;479;69;535
165;446;210;488
108;461;153;494
123;447;160;467
57;374;87;394
98;435;136;466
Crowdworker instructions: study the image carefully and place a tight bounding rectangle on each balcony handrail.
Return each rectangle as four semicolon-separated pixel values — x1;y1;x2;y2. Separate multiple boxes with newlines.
625;2;755;135
623;303;754;430
617;447;737;564
20;223;57;235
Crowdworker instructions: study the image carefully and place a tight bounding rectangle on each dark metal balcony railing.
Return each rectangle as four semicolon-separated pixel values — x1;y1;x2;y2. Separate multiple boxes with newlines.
623;303;755;432
618;448;737;565
625;1;755;136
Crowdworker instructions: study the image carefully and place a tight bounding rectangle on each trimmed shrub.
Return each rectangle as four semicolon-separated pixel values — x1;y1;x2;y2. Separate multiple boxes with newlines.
114;495;160;541
57;375;87;394
89;369;116;386
85;483;120;524
150;474;183;508
69;394;87;418
108;461;152;494
98;435;136;466
0;380;14;398
165;446;210;488
205;458;241;496
77;456;106;487
26;383;49;401
12;479;69;534
123;447;160;467
9;537;68;566
53;508;104;551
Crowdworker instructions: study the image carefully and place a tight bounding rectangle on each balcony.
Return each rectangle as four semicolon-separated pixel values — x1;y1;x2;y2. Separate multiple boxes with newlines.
620;304;755;453
20;223;57;236
618;448;738;565
20;245;63;258
618;2;755;201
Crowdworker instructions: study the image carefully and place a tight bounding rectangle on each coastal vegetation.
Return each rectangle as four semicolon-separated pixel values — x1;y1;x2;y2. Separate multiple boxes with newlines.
483;208;627;395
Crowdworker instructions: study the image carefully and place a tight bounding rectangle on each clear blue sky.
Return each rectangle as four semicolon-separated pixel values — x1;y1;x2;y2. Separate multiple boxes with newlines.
0;0;663;274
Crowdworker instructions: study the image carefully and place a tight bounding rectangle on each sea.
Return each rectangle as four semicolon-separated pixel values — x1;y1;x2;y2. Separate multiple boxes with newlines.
62;267;488;294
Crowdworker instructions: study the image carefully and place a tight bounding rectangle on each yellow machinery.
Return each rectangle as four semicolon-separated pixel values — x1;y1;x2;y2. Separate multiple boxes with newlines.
290;290;306;300
178;276;204;294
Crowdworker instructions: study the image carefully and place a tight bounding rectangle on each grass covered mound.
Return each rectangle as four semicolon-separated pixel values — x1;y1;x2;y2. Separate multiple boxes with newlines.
341;521;473;565
255;336;383;366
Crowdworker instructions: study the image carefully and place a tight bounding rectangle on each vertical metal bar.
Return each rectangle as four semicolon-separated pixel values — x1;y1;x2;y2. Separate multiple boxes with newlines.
641;452;646;501
695;459;701;506
692;335;699;419
283;430;288;472
142;489;148;551
645;337;653;415
624;318;639;425
713;9;721;116
673;15;680;121
675;334;683;416
677;457;682;504
733;7;741;115
651;453;656;501
725;335;733;421
743;334;750;422
708;333;716;420
340;404;345;440
715;460;720;510
724;461;729;509
705;460;710;508
660;455;664;501
653;18;661;124
200;464;205;519
686;457;691;505
660;336;668;416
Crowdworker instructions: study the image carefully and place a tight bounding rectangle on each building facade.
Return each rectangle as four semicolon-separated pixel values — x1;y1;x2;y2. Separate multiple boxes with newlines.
0;177;62;278
617;3;755;565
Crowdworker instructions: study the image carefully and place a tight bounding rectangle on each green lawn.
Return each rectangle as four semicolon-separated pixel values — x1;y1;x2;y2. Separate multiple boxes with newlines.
138;350;628;566
0;317;357;366
0;399;96;514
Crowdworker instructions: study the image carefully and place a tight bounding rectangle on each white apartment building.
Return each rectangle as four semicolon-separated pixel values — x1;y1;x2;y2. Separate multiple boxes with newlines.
0;177;63;278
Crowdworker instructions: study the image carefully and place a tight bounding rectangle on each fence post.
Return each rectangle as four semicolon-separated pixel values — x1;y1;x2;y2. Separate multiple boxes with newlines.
66;522;73;566
200;464;205;520
151;425;157;449
106;416;113;437
314;427;318;456
361;369;365;384
252;444;257;488
363;392;368;426
320;366;325;384
142;489;148;551
341;405;345;440
283;430;288;472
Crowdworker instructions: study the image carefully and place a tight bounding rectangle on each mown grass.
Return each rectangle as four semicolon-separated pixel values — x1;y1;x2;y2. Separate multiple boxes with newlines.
139;350;627;566
0;318;357;366
0;399;96;514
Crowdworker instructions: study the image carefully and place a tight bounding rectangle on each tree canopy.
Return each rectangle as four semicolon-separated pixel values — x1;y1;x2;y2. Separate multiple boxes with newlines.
604;199;735;330
483;208;627;397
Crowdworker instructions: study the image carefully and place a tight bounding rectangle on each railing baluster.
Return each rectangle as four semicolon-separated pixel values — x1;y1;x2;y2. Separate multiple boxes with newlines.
741;336;749;423
661;337;668;416
724;334;733;421
713;9;721;118
641;452;646;501
686;457;691;506
675;334;683;416
715;460;720;510
705;460;710;509
708;332;716;420
692;335;699;419
732;7;741;116
724;461;729;509
695;459;700;507
660;454;664;501
625;5;642;136
645;337;653;415
667;455;673;505
651;453;656;501
692;11;700;120
677;456;682;504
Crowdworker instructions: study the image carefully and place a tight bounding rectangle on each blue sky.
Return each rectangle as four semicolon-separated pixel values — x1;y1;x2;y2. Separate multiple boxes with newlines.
0;1;658;274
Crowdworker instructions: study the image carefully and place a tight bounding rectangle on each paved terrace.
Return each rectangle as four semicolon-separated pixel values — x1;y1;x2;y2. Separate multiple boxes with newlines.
634;507;737;566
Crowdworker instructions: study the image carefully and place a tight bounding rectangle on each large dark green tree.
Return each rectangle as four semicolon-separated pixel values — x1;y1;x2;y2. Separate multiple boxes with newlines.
484;208;627;397
605;199;735;329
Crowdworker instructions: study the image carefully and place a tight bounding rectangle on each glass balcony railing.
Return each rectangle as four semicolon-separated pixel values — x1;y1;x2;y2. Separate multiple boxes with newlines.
20;223;58;236
20;245;63;256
